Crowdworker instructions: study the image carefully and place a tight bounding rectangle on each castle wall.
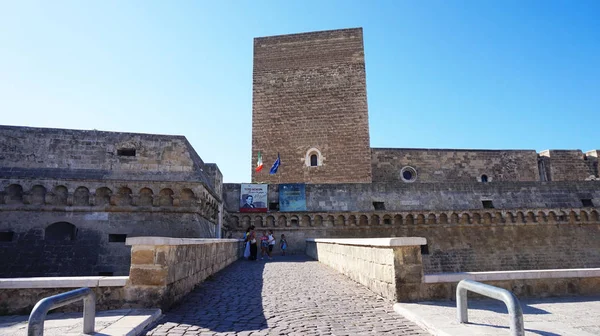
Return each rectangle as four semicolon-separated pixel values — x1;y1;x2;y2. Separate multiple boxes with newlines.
0;125;225;277
223;181;600;213
371;148;540;183
225;207;600;273
0;125;215;188
251;28;372;184
539;150;598;181
0;210;212;277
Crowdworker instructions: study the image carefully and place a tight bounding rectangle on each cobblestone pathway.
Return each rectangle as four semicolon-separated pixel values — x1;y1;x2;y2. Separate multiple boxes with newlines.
145;255;428;336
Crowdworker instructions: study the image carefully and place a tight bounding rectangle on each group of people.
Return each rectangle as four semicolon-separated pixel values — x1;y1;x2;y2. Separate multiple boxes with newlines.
243;226;288;260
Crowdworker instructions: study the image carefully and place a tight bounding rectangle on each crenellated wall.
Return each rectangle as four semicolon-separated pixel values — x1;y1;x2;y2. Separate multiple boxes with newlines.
0;179;221;277
225;207;600;273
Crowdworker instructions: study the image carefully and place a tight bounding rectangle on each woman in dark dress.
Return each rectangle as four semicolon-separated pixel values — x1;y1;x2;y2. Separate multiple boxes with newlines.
249;226;258;260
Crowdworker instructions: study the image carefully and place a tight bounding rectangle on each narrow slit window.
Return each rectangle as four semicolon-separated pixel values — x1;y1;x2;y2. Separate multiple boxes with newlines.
0;232;14;242
117;148;136;156
582;199;594;207
373;202;385;210
310;154;318;167
482;200;494;209
109;234;127;243
481;174;488;183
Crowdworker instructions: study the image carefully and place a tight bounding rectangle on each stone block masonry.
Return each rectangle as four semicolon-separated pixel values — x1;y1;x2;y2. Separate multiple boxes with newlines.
0;237;243;315
307;238;600;302
125;237;243;310
228;206;600;274
251;28;372;184
306;238;427;301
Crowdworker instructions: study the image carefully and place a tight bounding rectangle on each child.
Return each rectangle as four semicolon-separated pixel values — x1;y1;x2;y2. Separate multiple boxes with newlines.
260;231;269;260
280;234;288;256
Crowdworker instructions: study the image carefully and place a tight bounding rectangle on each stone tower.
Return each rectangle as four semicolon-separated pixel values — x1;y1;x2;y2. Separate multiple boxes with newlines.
251;27;372;184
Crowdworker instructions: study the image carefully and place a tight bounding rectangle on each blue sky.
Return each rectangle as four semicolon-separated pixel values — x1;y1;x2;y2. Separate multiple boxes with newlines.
1;1;598;183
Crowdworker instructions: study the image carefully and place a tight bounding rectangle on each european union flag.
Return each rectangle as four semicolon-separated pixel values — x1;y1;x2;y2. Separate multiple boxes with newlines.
269;153;281;175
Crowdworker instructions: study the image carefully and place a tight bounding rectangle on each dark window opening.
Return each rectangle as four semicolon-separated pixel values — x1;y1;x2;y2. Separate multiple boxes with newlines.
269;202;279;211
0;231;14;242
582;199;594;207
117;148;136;156
383;218;391;225
482;200;494;209
310;154;318;167
45;222;77;241
481;174;488;183
373;202;385;210
420;244;429;255
109;234;127;243
402;170;413;180
291;219;298;226
98;271;114;276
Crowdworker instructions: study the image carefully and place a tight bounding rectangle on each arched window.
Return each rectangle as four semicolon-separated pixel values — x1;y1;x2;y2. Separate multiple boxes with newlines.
45;222;77;241
481;174;488;183
305;148;322;167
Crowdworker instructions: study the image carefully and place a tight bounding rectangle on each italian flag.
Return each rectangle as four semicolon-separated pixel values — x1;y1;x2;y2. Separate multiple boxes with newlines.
255;151;264;172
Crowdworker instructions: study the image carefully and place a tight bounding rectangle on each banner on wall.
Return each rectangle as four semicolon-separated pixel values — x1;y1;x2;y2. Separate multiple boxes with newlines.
239;184;268;213
279;183;307;212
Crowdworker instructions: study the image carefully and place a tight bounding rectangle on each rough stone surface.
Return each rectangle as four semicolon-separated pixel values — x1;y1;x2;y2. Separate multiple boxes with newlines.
0;286;127;316
372;148;540;183
0;125;223;277
251;28;372;184
223;181;600;213
145;256;428;335
127;239;243;310
226;208;600;273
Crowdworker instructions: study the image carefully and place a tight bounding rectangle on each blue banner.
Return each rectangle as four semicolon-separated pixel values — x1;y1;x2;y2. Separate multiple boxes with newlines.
279;183;306;212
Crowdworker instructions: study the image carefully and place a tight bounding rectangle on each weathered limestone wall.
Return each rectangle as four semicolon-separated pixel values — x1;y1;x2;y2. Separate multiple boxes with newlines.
251;28;372;184
227;207;600;273
371;148;539;183
0;277;127;315
126;237;243;310
0;178;220;277
306;238;426;301
223;181;600;213
307;238;600;302
0;125;216;186
0;238;243;314
539;150;599;181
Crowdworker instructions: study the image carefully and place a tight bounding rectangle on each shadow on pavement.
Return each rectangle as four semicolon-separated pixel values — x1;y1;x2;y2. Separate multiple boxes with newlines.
146;255;311;334
467;322;562;336
418;299;550;315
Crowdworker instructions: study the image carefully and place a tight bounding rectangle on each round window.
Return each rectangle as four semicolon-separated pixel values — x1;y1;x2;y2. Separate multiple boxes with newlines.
400;166;417;183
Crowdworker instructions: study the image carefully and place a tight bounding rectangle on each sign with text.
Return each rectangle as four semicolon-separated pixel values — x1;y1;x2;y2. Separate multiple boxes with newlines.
279;183;307;212
239;184;267;213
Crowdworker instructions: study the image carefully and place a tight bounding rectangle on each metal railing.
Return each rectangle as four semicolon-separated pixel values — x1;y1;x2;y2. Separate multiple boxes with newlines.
456;279;525;336
27;287;96;336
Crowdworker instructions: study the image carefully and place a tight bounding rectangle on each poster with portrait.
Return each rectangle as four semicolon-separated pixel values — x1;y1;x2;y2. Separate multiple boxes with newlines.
239;184;268;213
279;183;307;212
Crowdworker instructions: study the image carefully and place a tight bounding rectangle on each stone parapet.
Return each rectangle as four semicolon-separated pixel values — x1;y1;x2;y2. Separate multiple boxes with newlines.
125;237;243;309
0;238;244;315
306;238;427;301
0;276;127;289
307;238;600;302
